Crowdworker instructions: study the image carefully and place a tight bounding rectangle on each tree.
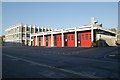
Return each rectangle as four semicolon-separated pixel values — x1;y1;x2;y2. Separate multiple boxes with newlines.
0;35;5;45
109;28;117;32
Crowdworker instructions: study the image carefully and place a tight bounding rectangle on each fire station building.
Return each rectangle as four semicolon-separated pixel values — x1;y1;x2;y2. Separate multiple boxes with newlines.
30;17;117;47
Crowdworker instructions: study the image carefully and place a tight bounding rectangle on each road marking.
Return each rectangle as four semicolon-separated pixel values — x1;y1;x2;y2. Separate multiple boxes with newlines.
3;54;100;78
80;57;117;63
109;55;115;57
12;58;20;61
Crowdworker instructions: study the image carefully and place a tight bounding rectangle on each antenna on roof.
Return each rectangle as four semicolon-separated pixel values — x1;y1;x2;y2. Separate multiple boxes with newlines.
91;17;98;24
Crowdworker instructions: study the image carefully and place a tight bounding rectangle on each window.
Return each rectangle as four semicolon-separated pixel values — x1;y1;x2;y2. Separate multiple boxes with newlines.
68;36;70;40
39;29;42;32
22;27;25;32
31;28;34;33
72;36;74;40
90;34;91;40
60;36;61;41
27;34;30;37
43;29;45;32
27;27;30;31
82;34;84;40
22;33;25;37
16;34;18;37
27;40;29;45
57;37;59;41
46;29;49;31
31;37;34;39
86;34;88;40
35;28;38;33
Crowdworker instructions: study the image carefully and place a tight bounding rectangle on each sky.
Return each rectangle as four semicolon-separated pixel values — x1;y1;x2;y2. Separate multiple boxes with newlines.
2;2;118;35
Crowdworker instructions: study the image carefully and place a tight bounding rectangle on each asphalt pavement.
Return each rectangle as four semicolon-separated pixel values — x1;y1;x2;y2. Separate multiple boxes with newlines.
2;46;120;79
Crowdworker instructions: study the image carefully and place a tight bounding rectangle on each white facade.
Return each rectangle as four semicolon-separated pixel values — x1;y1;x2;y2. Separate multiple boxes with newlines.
5;18;117;47
30;17;117;47
5;24;52;46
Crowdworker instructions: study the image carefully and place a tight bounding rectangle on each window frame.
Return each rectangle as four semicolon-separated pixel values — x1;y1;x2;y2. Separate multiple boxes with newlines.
86;34;88;40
